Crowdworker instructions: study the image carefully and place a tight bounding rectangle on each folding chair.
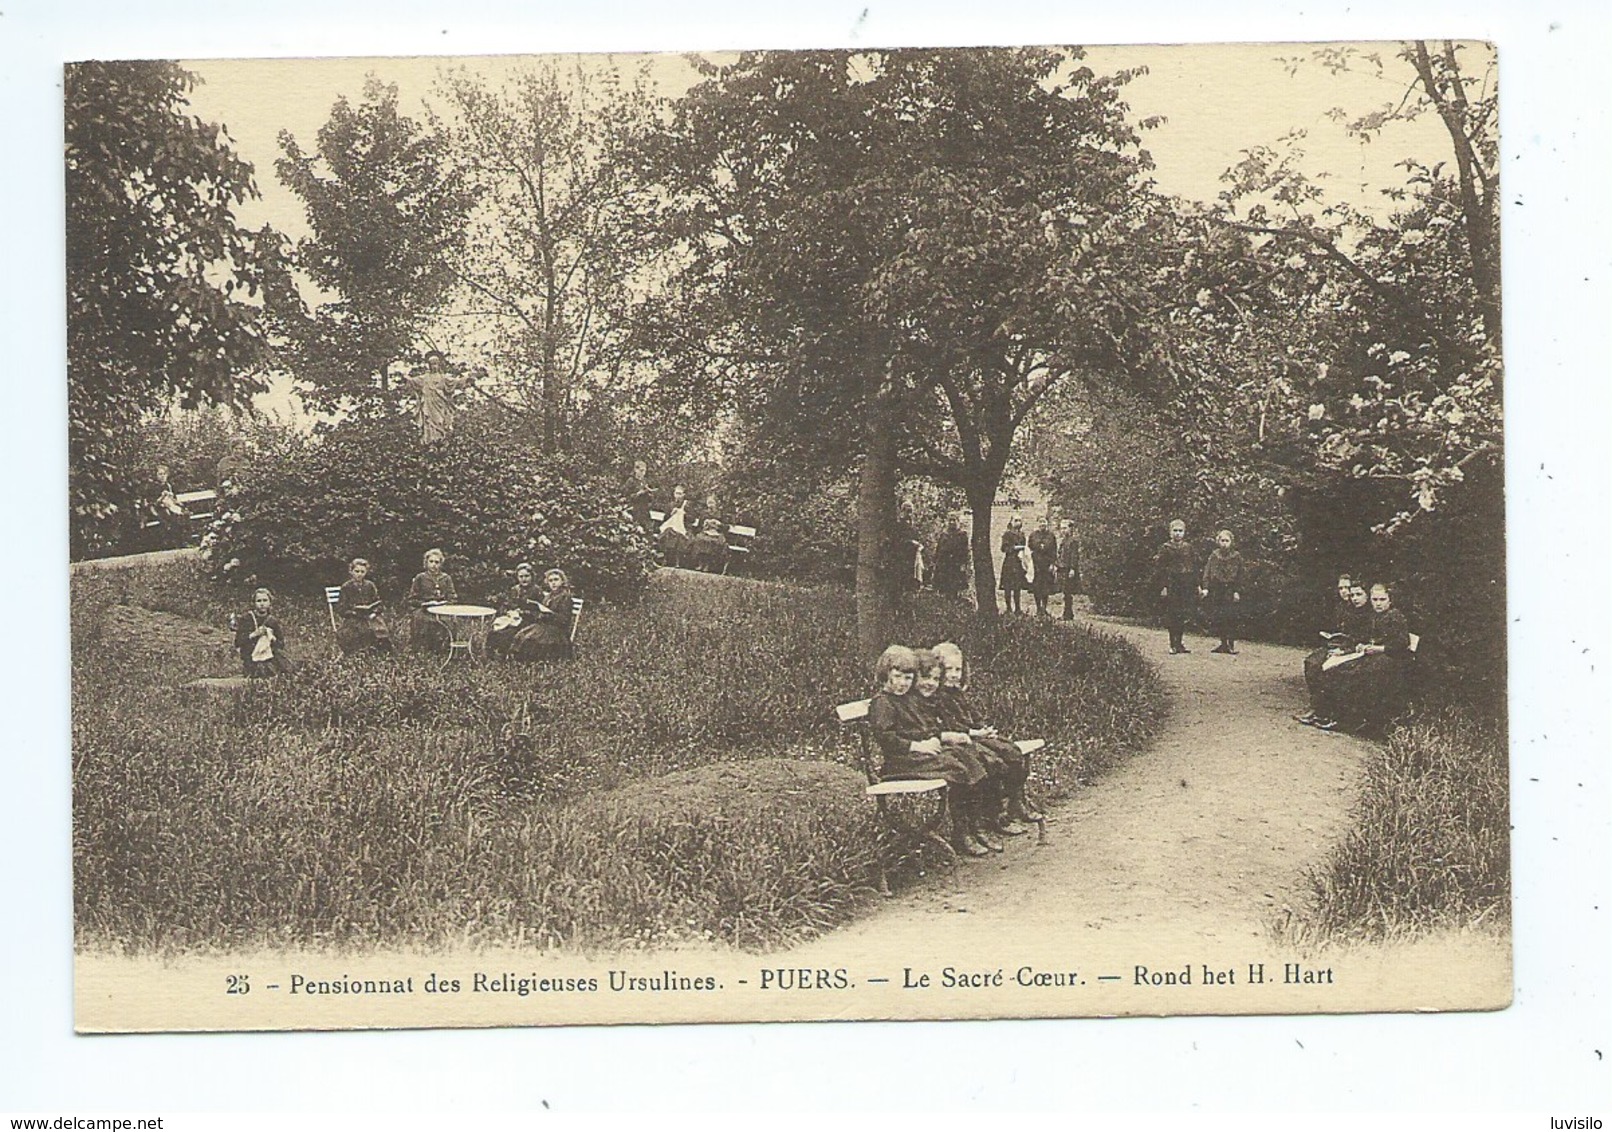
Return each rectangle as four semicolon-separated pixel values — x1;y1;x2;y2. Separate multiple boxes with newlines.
566;596;584;657
324;586;342;632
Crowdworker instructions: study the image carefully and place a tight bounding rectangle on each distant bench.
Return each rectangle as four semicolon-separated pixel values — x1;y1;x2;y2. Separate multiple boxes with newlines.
647;510;757;574
140;488;218;537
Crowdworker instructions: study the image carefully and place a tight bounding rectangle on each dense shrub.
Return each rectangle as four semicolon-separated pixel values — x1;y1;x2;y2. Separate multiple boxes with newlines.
203;414;656;603
1295;708;1509;941
72;559;1165;953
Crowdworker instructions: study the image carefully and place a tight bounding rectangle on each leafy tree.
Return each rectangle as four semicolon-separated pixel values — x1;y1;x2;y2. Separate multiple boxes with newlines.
1218;41;1501;526
274;79;474;414
649;47;1163;648
436;61;665;452
65;60;275;549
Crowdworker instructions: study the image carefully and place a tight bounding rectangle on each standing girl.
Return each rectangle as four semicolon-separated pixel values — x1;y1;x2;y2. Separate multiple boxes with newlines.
1201;528;1247;654
999;516;1029;615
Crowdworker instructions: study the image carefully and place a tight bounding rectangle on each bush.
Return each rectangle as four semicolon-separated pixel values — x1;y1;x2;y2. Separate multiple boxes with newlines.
203;414;656;604
72;561;1166;953
1293;707;1509;942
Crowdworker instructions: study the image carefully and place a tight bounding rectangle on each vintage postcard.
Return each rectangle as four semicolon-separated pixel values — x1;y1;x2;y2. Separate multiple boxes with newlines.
67;40;1509;1033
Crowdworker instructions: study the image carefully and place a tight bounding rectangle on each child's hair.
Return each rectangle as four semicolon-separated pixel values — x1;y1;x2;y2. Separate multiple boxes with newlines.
1336;572;1352;586
1169;517;1185;530
873;644;919;688
931;641;968;686
912;647;942;677
349;557;370;572
1217;528;1234;543
545;568;569;589
253;586;274;601
1370;582;1392;597
423;547;444;566
515;561;534;577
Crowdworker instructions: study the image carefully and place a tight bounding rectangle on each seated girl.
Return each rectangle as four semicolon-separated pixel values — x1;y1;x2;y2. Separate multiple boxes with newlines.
912;648;1004;853
1309;582;1413;733
866;644;992;858
505;568;575;661
406;547;458;653
336;557;391;654
658;485;693;568
931;641;1041;833
1297;580;1371;726
488;562;545;658
233;587;293;678
690;516;729;573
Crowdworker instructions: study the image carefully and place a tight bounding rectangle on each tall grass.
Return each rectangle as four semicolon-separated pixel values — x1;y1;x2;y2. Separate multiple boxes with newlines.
73;562;1165;954
1294;707;1510;941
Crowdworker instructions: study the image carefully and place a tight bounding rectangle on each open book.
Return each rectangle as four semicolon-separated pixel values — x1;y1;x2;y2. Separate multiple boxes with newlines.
1321;649;1366;672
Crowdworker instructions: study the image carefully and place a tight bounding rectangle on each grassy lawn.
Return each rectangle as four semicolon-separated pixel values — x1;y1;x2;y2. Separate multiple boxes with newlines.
1296;707;1510;942
72;559;1166;954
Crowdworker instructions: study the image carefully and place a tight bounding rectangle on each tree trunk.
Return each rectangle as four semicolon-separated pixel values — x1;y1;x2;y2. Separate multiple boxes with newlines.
855;364;899;664
966;479;1000;618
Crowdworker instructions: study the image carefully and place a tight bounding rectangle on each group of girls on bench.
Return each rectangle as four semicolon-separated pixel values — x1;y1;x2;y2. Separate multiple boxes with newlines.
1296;578;1413;733
867;642;1043;858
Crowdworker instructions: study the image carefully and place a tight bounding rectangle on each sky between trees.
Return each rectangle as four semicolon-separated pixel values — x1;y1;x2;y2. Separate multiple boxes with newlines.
185;42;1470;240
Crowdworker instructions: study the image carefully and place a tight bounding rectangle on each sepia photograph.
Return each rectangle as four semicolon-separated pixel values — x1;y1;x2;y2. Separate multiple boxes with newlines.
7;0;1611;1117
61;38;1519;1035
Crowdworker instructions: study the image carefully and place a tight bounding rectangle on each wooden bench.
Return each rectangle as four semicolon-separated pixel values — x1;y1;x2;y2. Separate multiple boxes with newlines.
723;524;756;574
835;698;1048;895
175;489;218;522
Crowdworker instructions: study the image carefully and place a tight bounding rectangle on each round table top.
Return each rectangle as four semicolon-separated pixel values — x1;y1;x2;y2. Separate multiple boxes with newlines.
427;603;496;619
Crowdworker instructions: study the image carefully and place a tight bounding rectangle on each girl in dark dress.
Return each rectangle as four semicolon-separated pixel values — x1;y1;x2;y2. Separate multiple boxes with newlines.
1298;577;1366;724
932;516;970;599
509;568;575;661
335;557;391;653
488;562;545;658
1309;583;1412;733
913;649;1003;853
931;641;1041;834
998;516;1028;614
233;587;292;678
866;645;992;858
406;547;458;653
1201;528;1247;654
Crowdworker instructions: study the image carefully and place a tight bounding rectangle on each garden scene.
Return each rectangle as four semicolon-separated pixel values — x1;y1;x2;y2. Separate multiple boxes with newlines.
67;43;1506;969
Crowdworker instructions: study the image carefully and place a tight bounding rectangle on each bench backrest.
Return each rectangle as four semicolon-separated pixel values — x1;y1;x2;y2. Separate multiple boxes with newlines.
726;523;757;555
174;488;218;522
569;596;584;644
834;698;881;785
324;586;342;606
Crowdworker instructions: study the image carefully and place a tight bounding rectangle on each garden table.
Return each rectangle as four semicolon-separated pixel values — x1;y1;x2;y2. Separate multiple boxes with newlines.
428;603;495;663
